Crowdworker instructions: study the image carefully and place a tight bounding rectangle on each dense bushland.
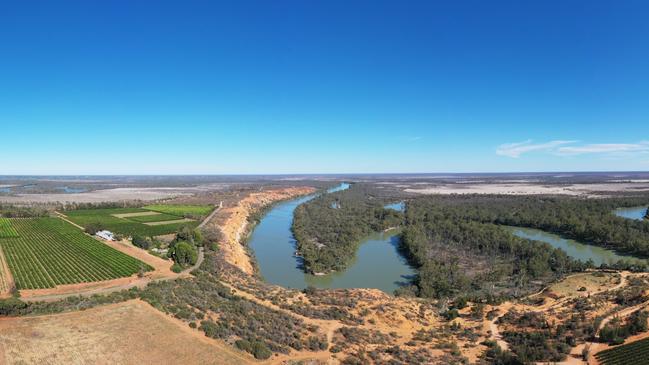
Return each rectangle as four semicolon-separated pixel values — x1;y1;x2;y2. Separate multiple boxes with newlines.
400;198;587;300
400;195;649;300
409;195;649;256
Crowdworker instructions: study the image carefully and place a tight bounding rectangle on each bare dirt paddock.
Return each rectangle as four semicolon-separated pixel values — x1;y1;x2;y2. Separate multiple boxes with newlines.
0;300;252;365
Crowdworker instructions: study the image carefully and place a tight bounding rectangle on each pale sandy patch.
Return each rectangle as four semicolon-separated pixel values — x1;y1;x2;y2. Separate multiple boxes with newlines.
405;182;649;196
0;187;195;203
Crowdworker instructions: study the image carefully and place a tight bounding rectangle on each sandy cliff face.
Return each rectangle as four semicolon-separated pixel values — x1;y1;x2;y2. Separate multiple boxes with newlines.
208;186;316;275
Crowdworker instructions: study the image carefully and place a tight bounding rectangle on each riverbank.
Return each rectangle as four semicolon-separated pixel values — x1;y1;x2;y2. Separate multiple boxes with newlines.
202;186;316;275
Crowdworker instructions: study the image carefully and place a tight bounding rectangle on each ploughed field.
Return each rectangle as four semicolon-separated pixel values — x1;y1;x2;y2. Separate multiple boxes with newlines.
0;218;152;289
64;204;213;236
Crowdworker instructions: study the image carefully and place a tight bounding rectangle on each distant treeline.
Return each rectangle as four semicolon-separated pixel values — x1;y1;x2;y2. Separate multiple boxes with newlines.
62;201;147;211
292;184;403;274
0;204;50;218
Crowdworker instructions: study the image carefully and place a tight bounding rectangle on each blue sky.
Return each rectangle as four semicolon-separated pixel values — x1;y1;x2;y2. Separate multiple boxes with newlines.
1;1;648;174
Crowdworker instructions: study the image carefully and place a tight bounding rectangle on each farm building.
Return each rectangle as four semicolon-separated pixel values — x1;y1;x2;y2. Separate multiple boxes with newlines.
96;230;115;241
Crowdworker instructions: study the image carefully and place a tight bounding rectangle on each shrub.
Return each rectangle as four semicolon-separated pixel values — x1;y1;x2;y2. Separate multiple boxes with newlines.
0;297;26;315
235;339;252;352
132;235;150;249
169;241;198;266
251;341;272;360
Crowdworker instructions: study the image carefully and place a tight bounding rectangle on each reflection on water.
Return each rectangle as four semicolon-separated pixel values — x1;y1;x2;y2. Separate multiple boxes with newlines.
509;226;648;266
57;186;88;193
302;230;416;292
384;201;405;212
248;183;415;294
614;206;648;221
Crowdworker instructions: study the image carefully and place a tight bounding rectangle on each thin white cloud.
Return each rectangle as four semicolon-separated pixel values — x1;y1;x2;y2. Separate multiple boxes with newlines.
497;140;649;159
557;141;649;155
496;140;576;158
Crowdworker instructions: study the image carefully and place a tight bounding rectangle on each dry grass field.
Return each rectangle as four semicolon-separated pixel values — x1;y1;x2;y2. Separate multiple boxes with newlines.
0;300;253;365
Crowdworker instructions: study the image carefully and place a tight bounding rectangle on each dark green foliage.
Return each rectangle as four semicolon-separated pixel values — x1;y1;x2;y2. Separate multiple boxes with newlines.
0;288;141;316
499;310;596;363
0;297;27;315
411;195;649;257
169;241;198;266
600;311;649;345
292;184;404;274
251;341;272;360
401;198;582;299
235;339;252;352
173;226;203;246
398;194;649;300
131;235;150;249
442;309;459;321
0;204;49;218
481;340;523;365
84;222;105;235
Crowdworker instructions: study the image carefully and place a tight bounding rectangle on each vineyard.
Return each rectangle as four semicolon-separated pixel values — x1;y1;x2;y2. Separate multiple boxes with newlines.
596;337;649;365
64;207;202;236
0;218;152;289
0;218;18;238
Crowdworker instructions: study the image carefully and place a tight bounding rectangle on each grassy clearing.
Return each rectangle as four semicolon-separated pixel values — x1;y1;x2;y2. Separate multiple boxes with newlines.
547;272;615;297
66;208;198;236
0;218;152;289
143;204;214;217
596;337;649;365
0;218;19;238
127;213;184;223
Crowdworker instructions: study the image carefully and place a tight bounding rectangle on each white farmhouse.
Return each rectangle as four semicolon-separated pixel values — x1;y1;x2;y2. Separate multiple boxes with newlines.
96;230;115;241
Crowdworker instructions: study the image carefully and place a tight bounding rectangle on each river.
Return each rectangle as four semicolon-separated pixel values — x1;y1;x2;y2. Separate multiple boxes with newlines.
509;226;648;266
507;206;649;266
248;185;414;293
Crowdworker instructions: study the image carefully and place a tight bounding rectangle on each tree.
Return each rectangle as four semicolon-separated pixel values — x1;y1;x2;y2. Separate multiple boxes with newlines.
84;222;104;235
169;241;198;266
174;226;203;246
